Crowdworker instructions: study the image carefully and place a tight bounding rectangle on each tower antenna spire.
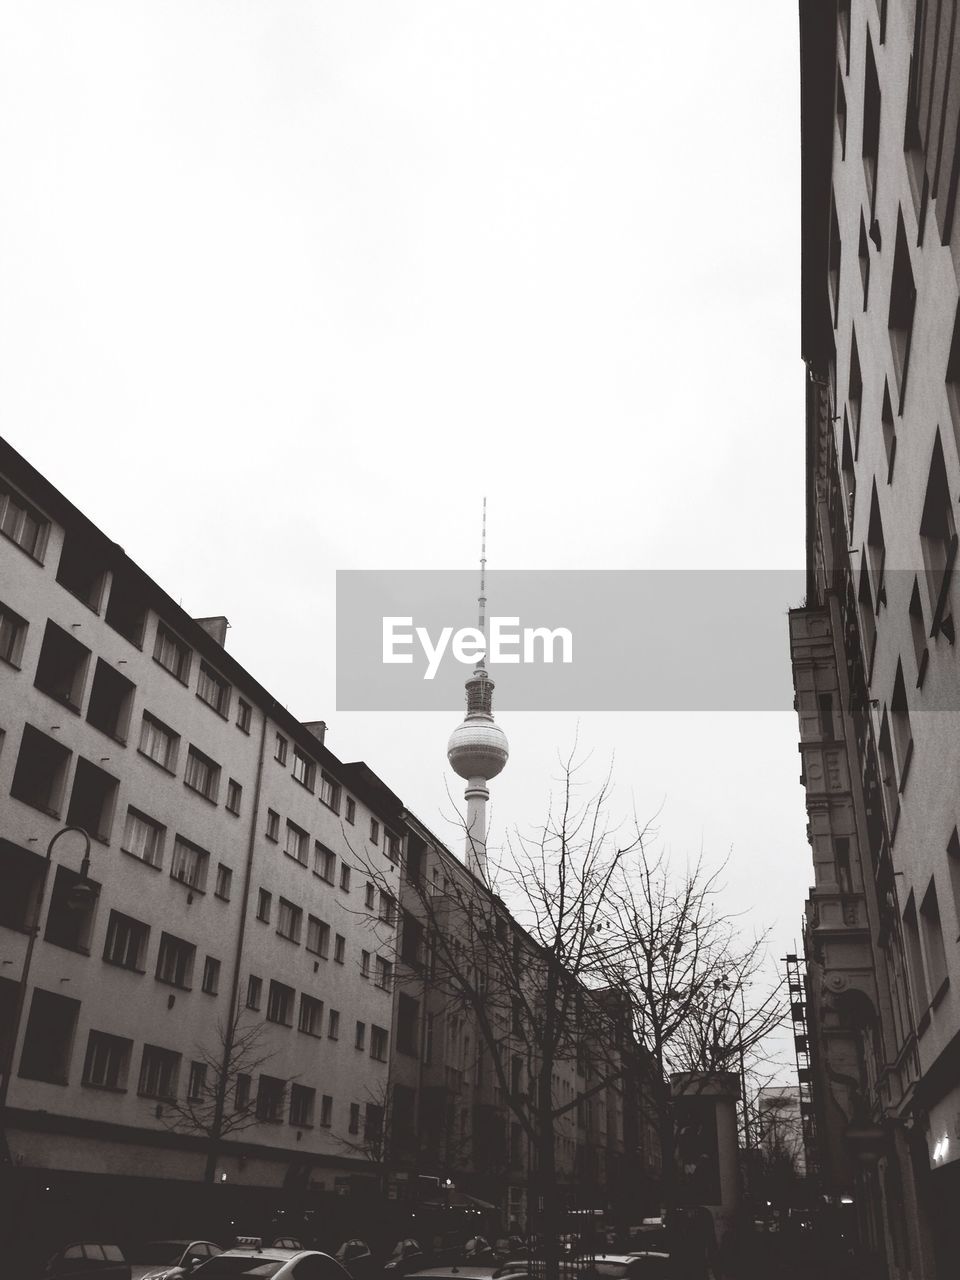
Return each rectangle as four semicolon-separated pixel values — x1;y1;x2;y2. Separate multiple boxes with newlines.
478;497;487;656
446;494;508;882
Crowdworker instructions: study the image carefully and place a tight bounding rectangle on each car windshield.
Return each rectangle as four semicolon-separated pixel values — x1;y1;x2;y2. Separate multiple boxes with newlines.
193;1261;286;1278
133;1243;188;1264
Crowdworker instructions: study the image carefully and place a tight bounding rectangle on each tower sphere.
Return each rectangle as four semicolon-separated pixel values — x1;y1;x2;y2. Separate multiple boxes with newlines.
447;719;509;782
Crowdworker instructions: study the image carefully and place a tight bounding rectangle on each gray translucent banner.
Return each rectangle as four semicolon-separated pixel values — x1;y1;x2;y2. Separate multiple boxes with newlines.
336;570;808;711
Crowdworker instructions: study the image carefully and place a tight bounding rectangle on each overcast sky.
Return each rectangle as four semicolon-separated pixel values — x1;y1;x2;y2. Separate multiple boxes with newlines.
0;2;809;1078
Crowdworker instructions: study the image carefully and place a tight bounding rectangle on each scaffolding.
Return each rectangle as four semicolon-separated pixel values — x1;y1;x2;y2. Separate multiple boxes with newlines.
785;951;820;1184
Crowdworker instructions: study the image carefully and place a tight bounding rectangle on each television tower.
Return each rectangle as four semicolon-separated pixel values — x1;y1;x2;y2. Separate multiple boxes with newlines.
446;498;509;882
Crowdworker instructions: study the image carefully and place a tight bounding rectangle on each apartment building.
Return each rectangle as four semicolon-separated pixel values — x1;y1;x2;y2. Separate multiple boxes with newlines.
0;436;403;1245
794;1;960;1275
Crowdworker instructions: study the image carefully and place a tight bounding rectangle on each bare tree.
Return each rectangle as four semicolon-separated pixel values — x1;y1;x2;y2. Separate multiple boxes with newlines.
350;748;654;1280
153;1001;296;1184
589;840;787;1201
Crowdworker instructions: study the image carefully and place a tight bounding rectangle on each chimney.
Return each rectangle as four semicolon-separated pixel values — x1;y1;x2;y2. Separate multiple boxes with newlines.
193;616;229;646
302;720;327;745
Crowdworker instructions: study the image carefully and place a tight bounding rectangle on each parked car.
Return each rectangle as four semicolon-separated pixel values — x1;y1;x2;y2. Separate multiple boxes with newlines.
335;1239;378;1280
42;1244;131;1280
380;1238;428;1279
190;1240;351;1279
131;1240;222;1280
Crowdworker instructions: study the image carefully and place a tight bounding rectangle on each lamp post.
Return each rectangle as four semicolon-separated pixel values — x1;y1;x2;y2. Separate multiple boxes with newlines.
0;825;93;1159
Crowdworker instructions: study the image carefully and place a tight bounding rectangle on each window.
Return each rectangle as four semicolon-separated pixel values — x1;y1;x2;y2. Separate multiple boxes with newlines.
890;661;913;787
378;892;396;926
56;536;105;611
375;956;393;991
397;994;419;1057
364;883;375;911
862;33;881;211
848;327;862;452
290;1083;315;1127
256;1074;285;1122
299;994;325;1037
349;1102;361;1134
226;779;242;815
320;1094;333;1127
236;698;252;733
266;809;280;841
360;950;371;978
104;574;146;646
837;0;850;71
285;821;308;866
215;863;233;900
314;842;336;882
355;1021;366;1050
345;797;356;824
275;733;288;764
949;301;960;457
277;898;303;943
197;661;230;717
948;830;960;940
889;211;917;405
44;864;99;953
170;837;209;892
881;380;896;482
866;484;886;600
266;980;294;1026
328;1009;340;1040
82;1030;131;1090
153;623;191;683
306;914;330;958
257;889;272;923
235;1072;251;1111
137;1044;180;1100
139;712;179;772
400;911;424;967
920;877;949;998
246;974;262;1010
334;934;345;964
841;414;856;530
86;659;134;743
0;481;48;560
122;807;165;868
103;910;149;971
320;772;340;813
156;932;195;988
878;709;898;827
202;956;221;995
858;213;870;310
384;832;400;863
365;1103;384;1143
858;563;877;678
370;1025;388;1062
293;746;315;790
187;1060;207;1101
184;745;220;803
0;601;27;667
63;756;117;844
339;863;351;892
828;194;841;327
18;988;80;1083
34;620;90;710
903;893;929;1013
370;818;380;844
919;431;957;629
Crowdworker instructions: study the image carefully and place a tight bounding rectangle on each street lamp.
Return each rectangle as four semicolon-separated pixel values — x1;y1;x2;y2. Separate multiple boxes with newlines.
0;825;93;1156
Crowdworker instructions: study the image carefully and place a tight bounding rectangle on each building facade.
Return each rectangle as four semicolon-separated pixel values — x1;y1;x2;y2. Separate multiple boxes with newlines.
794;1;960;1275
0;436;404;1249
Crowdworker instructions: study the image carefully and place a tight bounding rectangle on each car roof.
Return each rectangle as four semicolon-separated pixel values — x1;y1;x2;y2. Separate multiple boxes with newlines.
406;1269;500;1279
221;1247;306;1261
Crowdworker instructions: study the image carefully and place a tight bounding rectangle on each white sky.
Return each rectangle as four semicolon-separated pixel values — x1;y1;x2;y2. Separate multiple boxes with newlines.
0;3;810;1078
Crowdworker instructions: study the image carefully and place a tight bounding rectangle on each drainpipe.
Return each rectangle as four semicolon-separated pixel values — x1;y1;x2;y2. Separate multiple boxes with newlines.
205;708;268;1185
